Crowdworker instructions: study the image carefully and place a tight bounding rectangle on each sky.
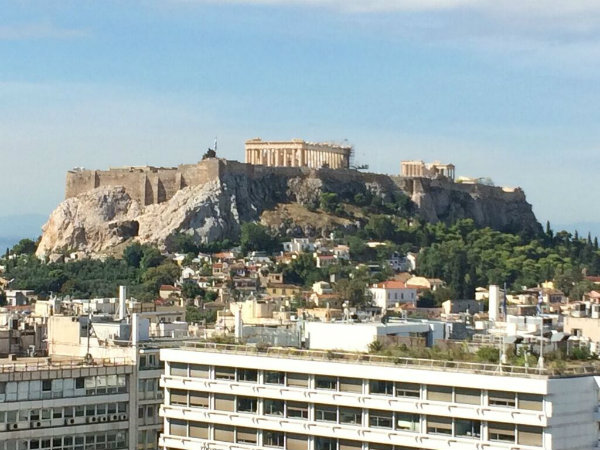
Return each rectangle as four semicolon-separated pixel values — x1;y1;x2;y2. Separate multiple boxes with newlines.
1;0;600;238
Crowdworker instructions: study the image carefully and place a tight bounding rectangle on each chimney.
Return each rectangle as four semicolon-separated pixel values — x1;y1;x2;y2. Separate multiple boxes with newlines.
118;286;127;321
489;285;500;322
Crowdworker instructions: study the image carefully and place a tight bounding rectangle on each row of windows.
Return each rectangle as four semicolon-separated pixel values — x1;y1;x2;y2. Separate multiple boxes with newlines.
0;375;127;402
167;391;542;446
168;419;542;449
168;364;543;410
137;405;160;425
137;378;163;401
139;354;163;371
0;431;128;450
0;402;129;425
169;421;366;450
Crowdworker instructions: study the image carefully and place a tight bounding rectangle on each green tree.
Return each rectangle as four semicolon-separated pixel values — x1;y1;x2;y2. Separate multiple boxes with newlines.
140;247;165;270
181;282;204;300
141;262;180;295
240;222;278;254
365;215;396;241
319;192;339;213
167;233;200;254
123;243;144;268
11;238;37;255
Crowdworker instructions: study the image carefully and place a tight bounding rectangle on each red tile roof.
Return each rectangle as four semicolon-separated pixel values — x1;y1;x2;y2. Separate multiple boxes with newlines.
372;280;410;289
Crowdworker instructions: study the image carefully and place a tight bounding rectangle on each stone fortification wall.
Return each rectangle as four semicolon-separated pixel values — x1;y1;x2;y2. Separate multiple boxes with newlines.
66;158;391;206
66;160;221;205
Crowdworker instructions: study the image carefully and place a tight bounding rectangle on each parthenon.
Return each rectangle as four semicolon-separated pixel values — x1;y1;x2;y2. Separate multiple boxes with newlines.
245;138;352;169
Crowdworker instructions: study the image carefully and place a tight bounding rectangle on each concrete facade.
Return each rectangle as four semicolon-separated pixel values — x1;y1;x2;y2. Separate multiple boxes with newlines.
245;139;351;170
159;344;599;450
0;356;133;450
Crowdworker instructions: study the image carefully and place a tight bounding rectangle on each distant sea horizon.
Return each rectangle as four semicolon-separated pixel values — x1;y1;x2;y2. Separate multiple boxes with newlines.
0;213;47;252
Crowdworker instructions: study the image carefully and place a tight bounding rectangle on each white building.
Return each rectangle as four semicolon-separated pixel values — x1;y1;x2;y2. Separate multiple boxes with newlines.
283;238;315;254
368;281;417;311
0;355;133;450
159;342;599;450
304;321;446;352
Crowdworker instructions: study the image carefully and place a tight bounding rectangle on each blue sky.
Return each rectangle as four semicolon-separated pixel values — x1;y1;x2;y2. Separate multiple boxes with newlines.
1;0;600;235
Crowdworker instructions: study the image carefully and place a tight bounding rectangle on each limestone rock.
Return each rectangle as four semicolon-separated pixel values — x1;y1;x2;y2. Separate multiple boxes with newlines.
36;161;542;258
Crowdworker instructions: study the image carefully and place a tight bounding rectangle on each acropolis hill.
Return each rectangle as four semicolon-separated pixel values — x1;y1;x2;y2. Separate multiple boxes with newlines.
38;145;541;258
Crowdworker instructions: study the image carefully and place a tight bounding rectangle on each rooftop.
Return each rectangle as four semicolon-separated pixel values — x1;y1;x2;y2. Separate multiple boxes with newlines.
179;341;600;379
0;355;133;372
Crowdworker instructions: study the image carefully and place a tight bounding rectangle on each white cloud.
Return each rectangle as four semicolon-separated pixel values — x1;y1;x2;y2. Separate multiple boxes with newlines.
173;0;600;39
0;22;89;40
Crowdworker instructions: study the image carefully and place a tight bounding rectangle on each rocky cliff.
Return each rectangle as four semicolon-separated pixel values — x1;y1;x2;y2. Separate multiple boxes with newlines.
36;159;541;258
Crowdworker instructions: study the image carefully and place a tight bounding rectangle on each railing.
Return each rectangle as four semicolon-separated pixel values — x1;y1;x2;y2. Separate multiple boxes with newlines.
181;341;600;378
0;357;133;373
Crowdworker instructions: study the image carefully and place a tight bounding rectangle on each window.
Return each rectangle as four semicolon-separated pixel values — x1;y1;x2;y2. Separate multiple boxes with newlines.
339;378;362;393
189;364;209;378
427;385;452;402
370;445;393;450
286;434;308;450
170;419;187;437
427;416;452;435
517;425;543;446
339;441;362;450
489;391;516;407
238;368;258;382
518;393;543;411
396;382;420;398
315;376;337;390
315;405;337;422
264;431;284;447
369;410;393;428
237;428;257;444
455;419;481;438
315;437;336;450
214;367;236;380
237;396;258;413
214;425;234;442
75;378;85;389
264;399;284;416
286;402;308;419
396;412;419;432
170;363;187;377
488;422;515;442
455;388;480;405
265;371;285;385
170;389;187;406
369;380;393;395
42;380;52;391
214;394;235;412
190;391;209;408
287;373;309;388
339;407;362;425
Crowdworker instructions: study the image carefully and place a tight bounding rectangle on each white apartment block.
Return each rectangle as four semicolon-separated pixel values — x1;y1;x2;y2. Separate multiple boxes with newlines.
0;356;133;450
160;343;599;450
368;281;417;311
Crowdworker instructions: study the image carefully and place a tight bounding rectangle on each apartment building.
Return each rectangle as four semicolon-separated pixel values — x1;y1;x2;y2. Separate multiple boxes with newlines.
160;343;599;450
47;315;188;450
0;356;133;450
